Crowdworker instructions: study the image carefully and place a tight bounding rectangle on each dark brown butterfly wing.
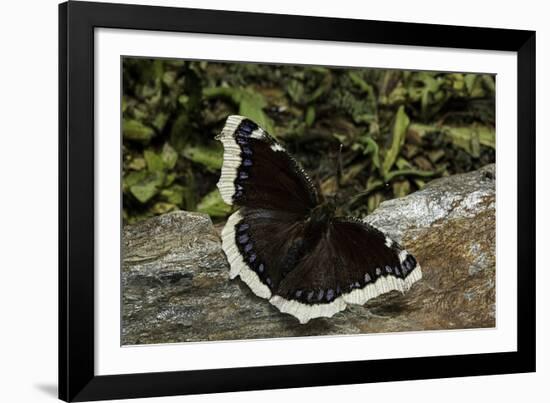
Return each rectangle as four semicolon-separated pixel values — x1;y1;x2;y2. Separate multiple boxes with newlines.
222;208;421;323
272;219;421;323
217;115;318;214
221;207;308;299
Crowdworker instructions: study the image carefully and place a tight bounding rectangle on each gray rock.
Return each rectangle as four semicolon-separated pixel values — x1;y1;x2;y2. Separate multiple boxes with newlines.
365;163;495;244
122;164;496;345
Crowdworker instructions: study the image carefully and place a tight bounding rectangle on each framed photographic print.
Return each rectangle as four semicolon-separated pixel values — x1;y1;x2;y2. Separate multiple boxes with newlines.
59;1;536;401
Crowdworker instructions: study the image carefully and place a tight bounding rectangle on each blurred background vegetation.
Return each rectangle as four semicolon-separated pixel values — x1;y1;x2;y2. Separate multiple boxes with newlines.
122;57;495;224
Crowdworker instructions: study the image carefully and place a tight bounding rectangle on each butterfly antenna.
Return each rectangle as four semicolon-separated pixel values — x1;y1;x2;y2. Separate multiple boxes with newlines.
312;168;325;203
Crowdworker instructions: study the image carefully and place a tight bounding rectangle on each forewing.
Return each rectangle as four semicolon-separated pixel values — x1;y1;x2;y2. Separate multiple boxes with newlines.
216;115;318;214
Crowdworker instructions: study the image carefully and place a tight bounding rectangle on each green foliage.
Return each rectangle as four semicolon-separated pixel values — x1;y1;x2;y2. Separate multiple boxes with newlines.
382;105;410;180
197;189;232;218
123;119;155;143
122;58;495;224
203;86;274;133
181;144;223;172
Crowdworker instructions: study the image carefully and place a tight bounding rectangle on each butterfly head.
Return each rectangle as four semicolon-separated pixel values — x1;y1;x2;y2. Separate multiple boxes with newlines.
309;200;337;227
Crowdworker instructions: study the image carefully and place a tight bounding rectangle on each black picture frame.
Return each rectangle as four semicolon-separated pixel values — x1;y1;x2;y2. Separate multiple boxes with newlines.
59;1;536;401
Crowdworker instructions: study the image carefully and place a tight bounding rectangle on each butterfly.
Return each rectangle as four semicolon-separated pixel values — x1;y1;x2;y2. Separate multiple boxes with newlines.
216;115;421;324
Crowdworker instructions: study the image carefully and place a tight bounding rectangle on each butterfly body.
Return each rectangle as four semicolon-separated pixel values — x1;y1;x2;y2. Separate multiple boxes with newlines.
308;200;336;228
217;115;421;323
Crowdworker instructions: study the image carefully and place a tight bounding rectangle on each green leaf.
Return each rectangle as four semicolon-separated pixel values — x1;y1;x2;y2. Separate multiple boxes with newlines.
464;74;477;94
123;170;147;190
353;114;377;124
406;73;444;118
367;192;384;212
152;113;168;132
203;86;274;134
162;71;177;86
463;73;492;98
182;143;223;172
392;179;411;198
382;105;410;180
127;157;146;171
197;189;232;218
305;73;332;103
481;74;495;93
408;122;495;153
286;80;304;103
182;171;197;210
361;136;380;169
161;143;178;169
123;119;155;143
407;122;435;138
164;172;176;187
414;179;426;189
347;72;379;118
445;125;495;156
160;184;186;206
169;114;192;152
348;72;373;93
332;133;348;145
395;157;412;170
427;149;446;164
178;94;189;106
152;59;164;81
305;105;315;127
128;171;165;203
151;202;178;215
366;177;385;193
143;150;165;172
470;131;481;158
450;73;465;91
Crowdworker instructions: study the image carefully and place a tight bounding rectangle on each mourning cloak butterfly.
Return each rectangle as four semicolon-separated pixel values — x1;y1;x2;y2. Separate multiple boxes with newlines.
216;115;422;323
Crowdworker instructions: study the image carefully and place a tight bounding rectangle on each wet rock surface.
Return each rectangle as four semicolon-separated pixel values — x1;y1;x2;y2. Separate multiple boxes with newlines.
122;164;495;345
